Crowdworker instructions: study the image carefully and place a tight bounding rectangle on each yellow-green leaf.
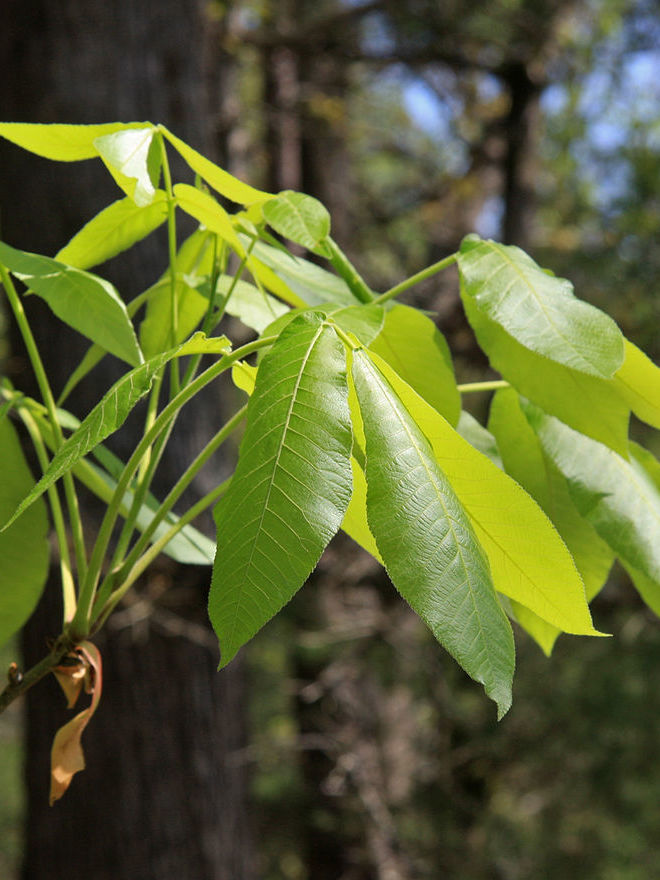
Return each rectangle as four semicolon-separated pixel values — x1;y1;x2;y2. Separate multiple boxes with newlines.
0;121;148;161
94;127;160;206
369;304;460;426
341;456;382;563
56;194;168;270
614;339;660;430
173;184;244;253
368;352;601;636
489;388;614;654
161;126;273;205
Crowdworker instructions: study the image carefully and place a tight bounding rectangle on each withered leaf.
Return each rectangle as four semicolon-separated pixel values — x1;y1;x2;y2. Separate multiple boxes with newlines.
53;650;86;708
49;641;102;805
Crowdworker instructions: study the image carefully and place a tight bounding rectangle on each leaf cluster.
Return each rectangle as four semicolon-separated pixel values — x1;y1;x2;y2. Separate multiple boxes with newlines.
0;121;658;753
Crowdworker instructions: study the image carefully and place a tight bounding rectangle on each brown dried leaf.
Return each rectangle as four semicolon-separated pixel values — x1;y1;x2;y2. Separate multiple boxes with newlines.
49;642;102;805
53;650;86;708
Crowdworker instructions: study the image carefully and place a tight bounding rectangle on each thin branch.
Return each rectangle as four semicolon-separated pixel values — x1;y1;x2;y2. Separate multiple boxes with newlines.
0;639;71;714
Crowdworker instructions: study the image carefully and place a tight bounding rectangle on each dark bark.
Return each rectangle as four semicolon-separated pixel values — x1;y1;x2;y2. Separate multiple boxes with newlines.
500;61;542;248
0;1;254;877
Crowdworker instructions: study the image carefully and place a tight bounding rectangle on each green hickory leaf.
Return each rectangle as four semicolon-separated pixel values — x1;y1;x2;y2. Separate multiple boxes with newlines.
140;228;215;357
456;411;503;468
94;126;160;207
20;391;215;566
26;398;215;566
523;401;660;586
249;239;357;307
215;276;289;334
614;339;660;430
231;362;257;397
341;455;382;563
460;291;630;456
489;389;614;655
173;184;244;254
228;358;381;562
209;312;353;667
0;121;148;161
55;193;168;270
262;190;331;256
245;254;307;308
79;459;214;565
327;304;384;347
368;352;600;638
259;304;384;353
368;304;460;426
230;351;378;566
1;334;230;531
351;348;514;717
458;236;624;378
0;241;143;368
160;125;274;206
0;416;50;649
59;283;157;405
141;279;208;358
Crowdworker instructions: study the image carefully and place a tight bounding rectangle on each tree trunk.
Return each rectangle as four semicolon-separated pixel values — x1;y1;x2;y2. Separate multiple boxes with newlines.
0;1;254;877
500;61;542;249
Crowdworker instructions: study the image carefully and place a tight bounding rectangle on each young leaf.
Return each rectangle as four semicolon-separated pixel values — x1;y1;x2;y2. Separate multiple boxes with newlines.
0;121;147;161
209;313;353;667
249;239;357;307
0;416;49;649
1;335;229;531
245;253;307;308
231;362;257;397
368;304;460;426
259;304;384;352
78;459;215;565
262;191;331;256
139;228;214;357
614;339;660;430
368;353;600;637
160;126;273;205
0;241;143;368
351;348;514;717
458;236;624;378
94;126;160;206
55;194;168;270
489;389;614;654
141;279;208;357
461;292;630;455
173;184;244;254
341;455;382;563
214;276;289;334
523;401;660;585
327;304;385;347
456;411;503;468
32;403;215;564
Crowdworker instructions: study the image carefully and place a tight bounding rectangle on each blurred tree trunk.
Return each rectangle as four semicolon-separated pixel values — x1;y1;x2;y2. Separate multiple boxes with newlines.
500;60;543;248
0;2;255;878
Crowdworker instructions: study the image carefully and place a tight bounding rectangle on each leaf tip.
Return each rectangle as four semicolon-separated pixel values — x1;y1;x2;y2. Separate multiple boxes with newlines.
495;691;513;722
